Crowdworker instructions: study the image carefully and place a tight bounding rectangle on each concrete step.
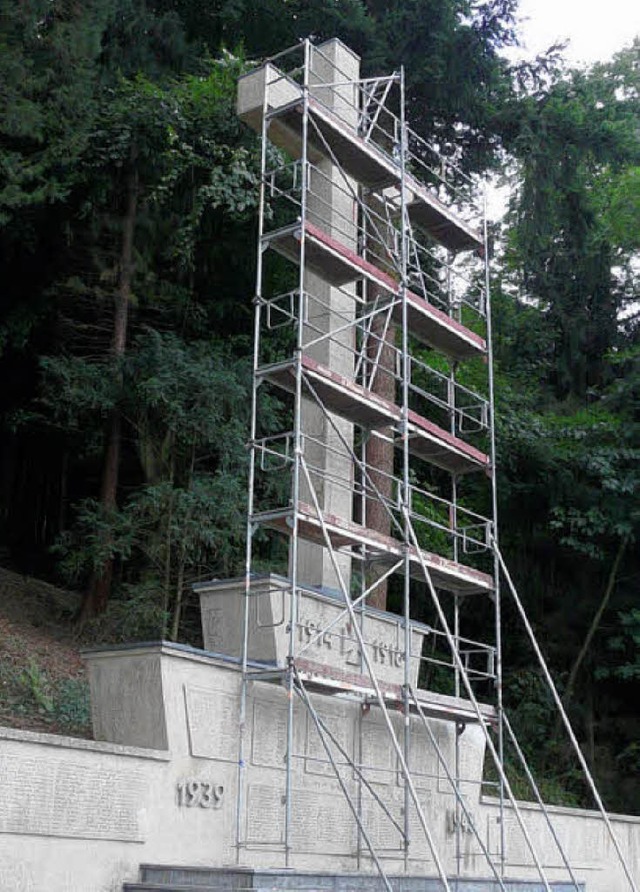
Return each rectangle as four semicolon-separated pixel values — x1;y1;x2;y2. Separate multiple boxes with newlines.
125;886;219;892
135;865;585;892
128;885;582;892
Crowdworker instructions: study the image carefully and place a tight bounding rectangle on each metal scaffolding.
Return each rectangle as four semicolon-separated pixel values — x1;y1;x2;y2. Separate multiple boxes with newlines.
234;37;637;891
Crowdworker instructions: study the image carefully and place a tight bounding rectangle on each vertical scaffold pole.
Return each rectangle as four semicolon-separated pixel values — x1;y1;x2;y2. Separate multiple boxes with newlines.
283;38;313;867
236;59;270;862
398;64;412;874
453;592;462;877
447;246;463;873
483;187;505;875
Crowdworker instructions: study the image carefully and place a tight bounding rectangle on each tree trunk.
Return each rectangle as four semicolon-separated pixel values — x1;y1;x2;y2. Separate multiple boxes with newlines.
161;449;176;638
80;155;138;622
564;535;628;703
170;545;187;642
585;682;596;770
170;442;196;641
553;535;628;738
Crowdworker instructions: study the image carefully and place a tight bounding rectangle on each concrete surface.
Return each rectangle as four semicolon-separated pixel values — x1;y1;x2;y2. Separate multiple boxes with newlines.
196;573;426;687
1;642;637;890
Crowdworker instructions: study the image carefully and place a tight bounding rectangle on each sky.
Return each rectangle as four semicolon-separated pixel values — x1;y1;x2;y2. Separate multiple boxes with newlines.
512;0;640;66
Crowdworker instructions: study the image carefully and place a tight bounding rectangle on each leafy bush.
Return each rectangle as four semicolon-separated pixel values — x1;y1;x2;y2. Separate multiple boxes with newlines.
55;679;91;731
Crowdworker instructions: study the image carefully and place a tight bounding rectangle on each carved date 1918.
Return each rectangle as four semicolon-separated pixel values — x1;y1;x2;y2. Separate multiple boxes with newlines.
297;617;404;668
176;779;225;809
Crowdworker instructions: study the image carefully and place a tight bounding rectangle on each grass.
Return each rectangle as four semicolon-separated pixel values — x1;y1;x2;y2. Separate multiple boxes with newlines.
0;650;91;737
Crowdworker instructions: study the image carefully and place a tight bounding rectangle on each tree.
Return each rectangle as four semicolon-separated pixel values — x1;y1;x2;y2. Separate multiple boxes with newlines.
49;60;259;620
52;332;253;639
0;2;260;614
154;0;519;176
503;41;640;398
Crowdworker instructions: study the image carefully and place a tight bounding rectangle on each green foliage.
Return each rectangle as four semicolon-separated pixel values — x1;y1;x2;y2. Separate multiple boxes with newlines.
0;0;103;222
39;355;119;434
602;610;640;682
483;753;583;808
50;332;256;636
490;330;640;809
20;660;55;713
81;581;168;643
410;487;453;558
55;679;92;730
604;166;640;251
0;656;91;736
500;42;640;398
497;669;584;806
0;0;638;813
0;0;264;623
162;0;518;176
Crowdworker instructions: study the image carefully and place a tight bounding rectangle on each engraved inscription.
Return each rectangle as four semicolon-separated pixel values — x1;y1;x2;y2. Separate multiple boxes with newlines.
404;717;441;791
360;715;399;785
293;600;425;686
305;705;353;777
246;784;284;843
251;700;289;768
406;790;435;859
246;783;356;854
297;618;405;669
185;686;238;762
0;863;34;892
0;754;145;842
360;790;404;851
565;820;604;866
446;800;476;836
290;787;356;854
487;812;535;865
487;811;600;869
297;617;334;650
369;637;404;668
436;726;475;796
176;779;224;809
297;617;360;667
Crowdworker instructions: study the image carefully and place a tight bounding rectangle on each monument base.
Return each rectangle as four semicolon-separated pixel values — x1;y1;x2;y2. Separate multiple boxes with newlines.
0;642;637;891
125;864;584;891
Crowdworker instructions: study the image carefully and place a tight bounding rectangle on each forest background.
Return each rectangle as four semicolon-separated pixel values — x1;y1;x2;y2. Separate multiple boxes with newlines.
0;0;639;813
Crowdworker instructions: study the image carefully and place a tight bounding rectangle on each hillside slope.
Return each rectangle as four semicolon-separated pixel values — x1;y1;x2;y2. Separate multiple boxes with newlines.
0;568;91;737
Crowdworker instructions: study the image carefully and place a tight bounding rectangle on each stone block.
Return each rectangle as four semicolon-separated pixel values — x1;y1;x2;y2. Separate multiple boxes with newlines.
85;647;168;750
196;573;426;687
237;62;302;131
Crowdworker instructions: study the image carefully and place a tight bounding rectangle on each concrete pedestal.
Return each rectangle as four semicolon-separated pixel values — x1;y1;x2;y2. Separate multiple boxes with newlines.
0;643;637;890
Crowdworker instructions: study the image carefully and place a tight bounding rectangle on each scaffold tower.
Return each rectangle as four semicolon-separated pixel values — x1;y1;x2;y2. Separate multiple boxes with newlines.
233;37;638;892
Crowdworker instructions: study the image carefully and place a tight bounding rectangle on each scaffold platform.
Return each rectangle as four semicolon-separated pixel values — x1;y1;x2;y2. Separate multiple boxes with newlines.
265;221;485;360
242;82;483;252
254;501;494;596
261;354;489;474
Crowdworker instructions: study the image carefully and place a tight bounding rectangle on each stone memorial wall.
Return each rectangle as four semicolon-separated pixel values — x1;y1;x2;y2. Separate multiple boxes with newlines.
0;642;638;890
0;751;146;842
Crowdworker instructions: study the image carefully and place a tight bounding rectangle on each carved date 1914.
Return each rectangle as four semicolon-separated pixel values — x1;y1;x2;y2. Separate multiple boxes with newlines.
297;617;404;668
176;779;225;809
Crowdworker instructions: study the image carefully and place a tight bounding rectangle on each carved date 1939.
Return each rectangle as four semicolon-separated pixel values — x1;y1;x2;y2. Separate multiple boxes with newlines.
176;779;224;809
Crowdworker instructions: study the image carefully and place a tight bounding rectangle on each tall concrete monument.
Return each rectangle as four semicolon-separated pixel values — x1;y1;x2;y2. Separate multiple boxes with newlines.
297;39;359;593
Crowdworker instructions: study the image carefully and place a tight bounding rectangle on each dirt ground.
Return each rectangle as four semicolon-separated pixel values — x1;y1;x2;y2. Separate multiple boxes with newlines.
0;567;91;737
